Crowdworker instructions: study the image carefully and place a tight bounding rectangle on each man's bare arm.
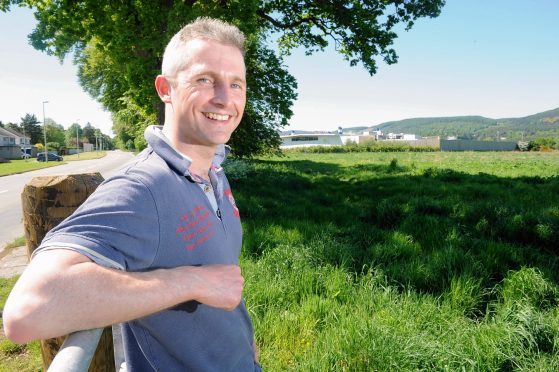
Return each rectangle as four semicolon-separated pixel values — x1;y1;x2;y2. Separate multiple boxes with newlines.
3;249;244;344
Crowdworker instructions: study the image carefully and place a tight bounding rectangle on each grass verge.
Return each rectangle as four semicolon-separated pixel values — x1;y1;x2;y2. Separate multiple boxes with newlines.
0;237;25;261
0;159;62;177
0;151;106;176
64;151;106;161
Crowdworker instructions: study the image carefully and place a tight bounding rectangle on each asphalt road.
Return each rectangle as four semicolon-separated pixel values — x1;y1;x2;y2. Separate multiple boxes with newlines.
0;150;136;249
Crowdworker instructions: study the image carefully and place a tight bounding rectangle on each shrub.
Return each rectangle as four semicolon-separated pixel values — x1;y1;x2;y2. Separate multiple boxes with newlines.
223;158;255;181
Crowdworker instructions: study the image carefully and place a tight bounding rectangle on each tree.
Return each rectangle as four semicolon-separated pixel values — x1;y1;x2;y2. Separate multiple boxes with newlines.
2;0;445;156
81;122;97;145
65;122;83;149
20;113;42;144
45;119;66;147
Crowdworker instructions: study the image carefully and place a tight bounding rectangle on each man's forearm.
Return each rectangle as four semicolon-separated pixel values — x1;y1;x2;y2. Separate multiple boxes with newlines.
3;249;243;343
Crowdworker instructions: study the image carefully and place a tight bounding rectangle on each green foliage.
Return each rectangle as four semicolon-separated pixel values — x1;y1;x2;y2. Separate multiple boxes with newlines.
222;158;256;181
259;0;445;75
46;142;60;151
44;119;66;146
286;141;438;153
19;113;42;144
2;0;445;156
113;96;155;151
65;122;82;149
529;137;558;151
81;122;97;145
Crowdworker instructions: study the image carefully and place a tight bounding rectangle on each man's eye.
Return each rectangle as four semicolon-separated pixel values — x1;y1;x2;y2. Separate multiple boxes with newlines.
198;77;213;85
231;83;243;90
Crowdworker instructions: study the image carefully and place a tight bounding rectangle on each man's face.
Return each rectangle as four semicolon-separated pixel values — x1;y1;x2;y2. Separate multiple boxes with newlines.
168;39;246;148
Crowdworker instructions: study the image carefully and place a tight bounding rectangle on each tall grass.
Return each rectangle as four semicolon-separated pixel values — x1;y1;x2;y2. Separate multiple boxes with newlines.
226;151;559;370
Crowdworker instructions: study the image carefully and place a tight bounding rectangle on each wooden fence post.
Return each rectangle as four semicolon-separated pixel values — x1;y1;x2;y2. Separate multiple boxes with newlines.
21;173;115;371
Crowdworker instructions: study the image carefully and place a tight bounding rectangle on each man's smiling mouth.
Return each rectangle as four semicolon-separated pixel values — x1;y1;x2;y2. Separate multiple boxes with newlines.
204;112;230;121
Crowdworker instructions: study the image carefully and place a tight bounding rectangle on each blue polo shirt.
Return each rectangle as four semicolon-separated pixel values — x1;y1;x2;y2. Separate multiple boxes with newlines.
34;126;256;371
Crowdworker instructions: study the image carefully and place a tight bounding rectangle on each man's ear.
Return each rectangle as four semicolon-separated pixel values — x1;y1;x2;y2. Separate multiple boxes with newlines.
155;75;172;103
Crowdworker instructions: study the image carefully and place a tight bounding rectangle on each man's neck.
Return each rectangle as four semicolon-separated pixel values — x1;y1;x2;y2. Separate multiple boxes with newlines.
184;147;214;180
162;126;215;180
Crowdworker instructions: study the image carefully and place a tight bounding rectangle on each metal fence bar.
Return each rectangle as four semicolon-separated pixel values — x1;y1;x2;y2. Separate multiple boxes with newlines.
47;328;103;372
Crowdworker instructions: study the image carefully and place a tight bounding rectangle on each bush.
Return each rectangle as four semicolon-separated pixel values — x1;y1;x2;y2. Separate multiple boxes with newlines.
529;138;558;151
284;142;438;154
223;158;255;181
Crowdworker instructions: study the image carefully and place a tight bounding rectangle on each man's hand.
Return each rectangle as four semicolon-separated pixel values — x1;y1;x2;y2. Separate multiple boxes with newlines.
187;265;244;311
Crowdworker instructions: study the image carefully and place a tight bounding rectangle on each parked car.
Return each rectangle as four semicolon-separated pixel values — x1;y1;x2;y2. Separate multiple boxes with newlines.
37;152;63;162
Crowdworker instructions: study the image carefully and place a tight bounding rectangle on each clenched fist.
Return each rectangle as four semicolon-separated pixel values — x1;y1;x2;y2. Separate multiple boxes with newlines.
186;264;245;311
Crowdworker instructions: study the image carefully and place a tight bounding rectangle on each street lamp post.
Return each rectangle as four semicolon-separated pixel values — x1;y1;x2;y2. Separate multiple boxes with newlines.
42;100;49;162
22;124;28;162
76;119;80;158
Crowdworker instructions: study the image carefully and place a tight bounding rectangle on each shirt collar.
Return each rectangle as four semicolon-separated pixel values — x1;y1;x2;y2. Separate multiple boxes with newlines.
144;125;230;178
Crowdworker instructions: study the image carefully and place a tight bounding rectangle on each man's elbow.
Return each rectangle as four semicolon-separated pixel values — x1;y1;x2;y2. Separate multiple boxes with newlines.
2;308;40;344
2;289;50;344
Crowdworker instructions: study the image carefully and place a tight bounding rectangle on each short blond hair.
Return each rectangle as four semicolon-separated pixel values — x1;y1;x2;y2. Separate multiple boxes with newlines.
161;17;246;78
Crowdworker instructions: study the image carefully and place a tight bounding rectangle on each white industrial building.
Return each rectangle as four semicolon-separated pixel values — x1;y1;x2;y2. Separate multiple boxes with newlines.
280;132;374;148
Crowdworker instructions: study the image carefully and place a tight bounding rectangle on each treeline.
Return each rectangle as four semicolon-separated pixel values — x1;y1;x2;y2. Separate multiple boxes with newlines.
0;113;114;152
369;107;559;143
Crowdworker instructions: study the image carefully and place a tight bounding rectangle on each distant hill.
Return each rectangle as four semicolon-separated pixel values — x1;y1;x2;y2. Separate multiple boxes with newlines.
343;107;559;141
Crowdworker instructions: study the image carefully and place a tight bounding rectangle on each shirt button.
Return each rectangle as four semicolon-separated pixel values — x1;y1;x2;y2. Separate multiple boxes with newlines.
204;185;211;193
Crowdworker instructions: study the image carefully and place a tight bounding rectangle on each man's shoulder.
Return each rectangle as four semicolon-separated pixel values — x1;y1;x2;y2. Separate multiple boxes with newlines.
116;148;177;184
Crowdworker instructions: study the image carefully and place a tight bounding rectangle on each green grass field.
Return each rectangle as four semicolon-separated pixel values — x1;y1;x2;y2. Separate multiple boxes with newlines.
229;151;559;370
1;150;558;370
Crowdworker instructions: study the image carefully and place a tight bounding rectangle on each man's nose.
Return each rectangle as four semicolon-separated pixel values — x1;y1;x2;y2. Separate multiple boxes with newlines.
211;83;232;107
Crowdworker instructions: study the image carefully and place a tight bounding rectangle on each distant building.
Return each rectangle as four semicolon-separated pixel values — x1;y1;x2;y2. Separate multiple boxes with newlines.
0;127;17;146
280;126;426;148
280;131;374;148
2;127;31;150
83;143;94;152
386;132;418;140
0;127;21;159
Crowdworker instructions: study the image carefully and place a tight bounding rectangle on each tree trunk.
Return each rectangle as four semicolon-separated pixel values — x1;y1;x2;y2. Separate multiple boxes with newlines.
21;173;115;371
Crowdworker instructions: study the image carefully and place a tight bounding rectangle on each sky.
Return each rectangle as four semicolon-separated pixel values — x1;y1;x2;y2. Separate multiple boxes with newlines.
0;0;558;136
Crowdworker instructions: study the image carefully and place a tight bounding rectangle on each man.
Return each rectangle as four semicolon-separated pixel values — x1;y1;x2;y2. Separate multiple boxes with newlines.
4;17;259;371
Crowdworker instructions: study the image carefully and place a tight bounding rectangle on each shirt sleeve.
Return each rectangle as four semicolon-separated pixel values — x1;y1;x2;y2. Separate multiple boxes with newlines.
33;174;160;271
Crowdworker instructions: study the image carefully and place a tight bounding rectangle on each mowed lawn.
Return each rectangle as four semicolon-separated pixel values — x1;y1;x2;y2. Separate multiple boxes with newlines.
0;151;106;177
230;151;559;370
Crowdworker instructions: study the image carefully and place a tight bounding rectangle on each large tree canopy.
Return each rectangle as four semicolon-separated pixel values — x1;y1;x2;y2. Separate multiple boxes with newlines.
2;0;444;156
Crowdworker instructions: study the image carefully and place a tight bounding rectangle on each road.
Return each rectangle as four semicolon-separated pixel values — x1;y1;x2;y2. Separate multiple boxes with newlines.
0;150;135;249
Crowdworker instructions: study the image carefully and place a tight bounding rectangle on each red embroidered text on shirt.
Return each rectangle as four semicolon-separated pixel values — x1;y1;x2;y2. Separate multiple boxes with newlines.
176;205;216;251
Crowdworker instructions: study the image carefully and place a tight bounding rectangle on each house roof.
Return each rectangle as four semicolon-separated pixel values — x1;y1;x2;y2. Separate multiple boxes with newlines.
0;127;17;138
2;127;27;138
